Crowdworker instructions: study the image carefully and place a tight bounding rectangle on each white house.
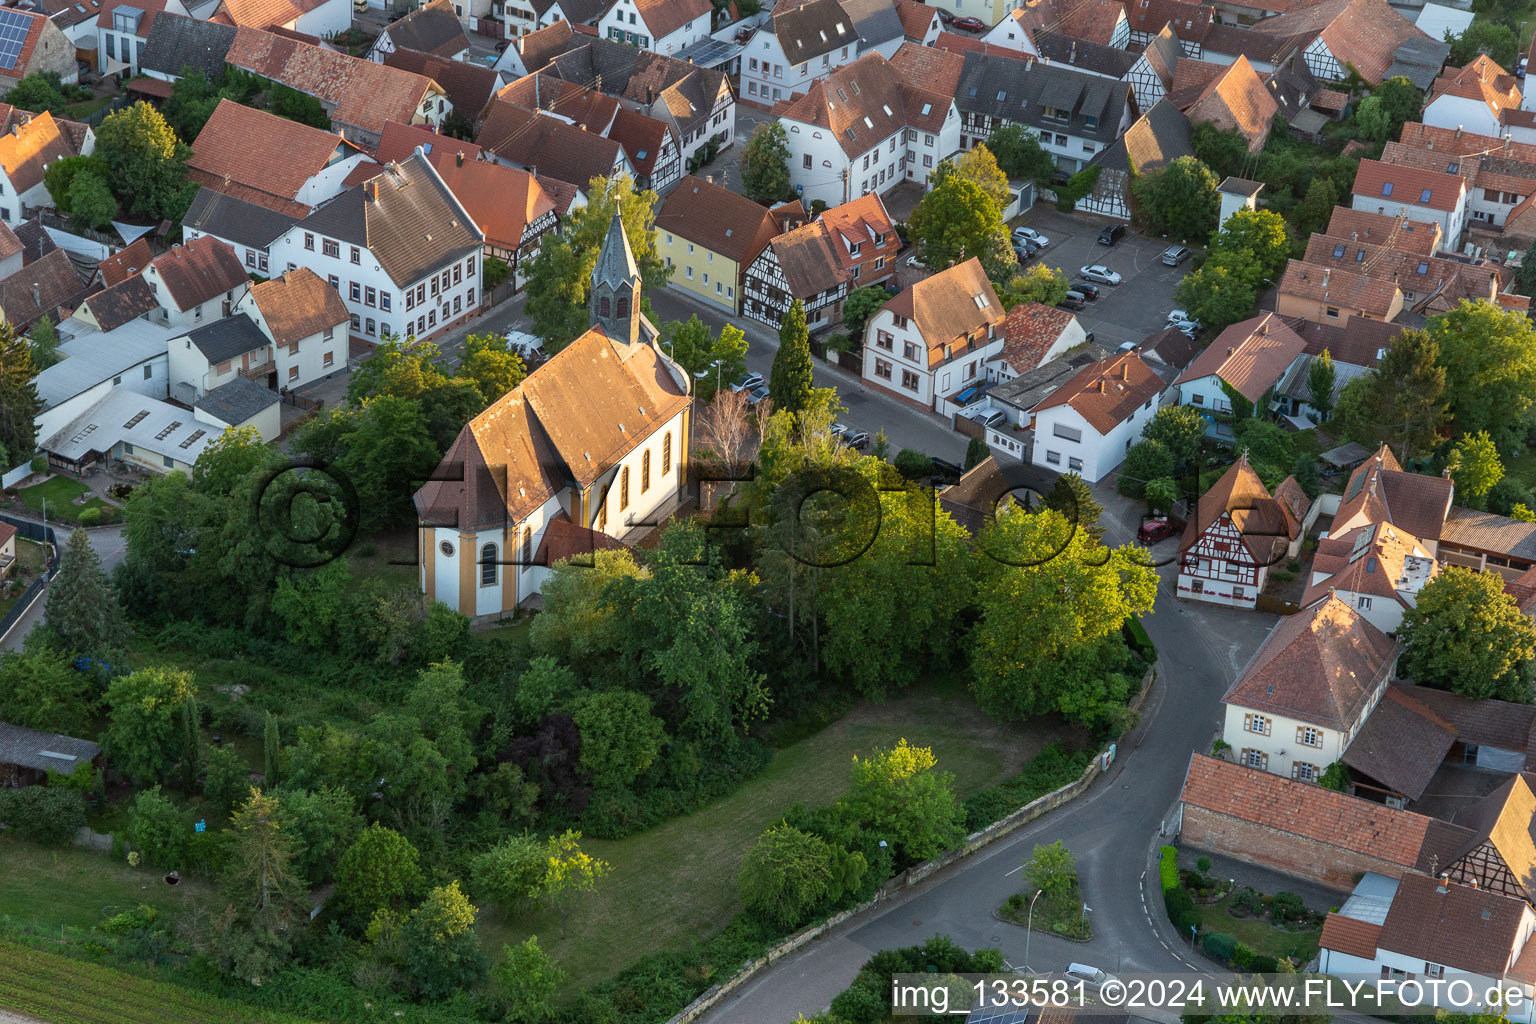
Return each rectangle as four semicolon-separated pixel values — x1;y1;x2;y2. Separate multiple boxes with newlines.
1175;454;1302;610
1320;873;1536;1021
140;236;252;331
33;318;176;446
1221;594;1398;783
861;258;1004;410
182;187;298;278
168;313;275;403
740;0;859;108
1351;158;1470;251
98;0;190;75
234;268;349;389
412;214;692;617
275;153;484;345
598;0;709;56
0;111;92;225
208;0;352;37
1299;522;1438;634
779;51;960;206
1422;56;1522;139
1027;350;1161;482
1175;313;1305;415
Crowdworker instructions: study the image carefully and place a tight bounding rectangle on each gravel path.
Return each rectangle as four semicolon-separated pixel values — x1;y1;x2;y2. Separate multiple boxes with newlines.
0;1010;47;1024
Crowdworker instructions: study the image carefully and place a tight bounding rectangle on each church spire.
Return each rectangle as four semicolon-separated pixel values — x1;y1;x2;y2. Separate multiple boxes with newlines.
591;211;641;345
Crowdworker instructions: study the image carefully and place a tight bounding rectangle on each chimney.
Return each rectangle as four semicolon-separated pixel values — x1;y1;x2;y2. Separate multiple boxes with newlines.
456;150;465;168
706;173;713;184
1456;125;1463;138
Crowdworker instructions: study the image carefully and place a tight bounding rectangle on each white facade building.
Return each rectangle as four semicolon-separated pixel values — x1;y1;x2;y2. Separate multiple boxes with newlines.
1027;351;1162;483
598;0;710;55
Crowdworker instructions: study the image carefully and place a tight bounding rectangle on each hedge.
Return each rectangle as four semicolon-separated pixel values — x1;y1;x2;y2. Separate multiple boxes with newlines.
1158;845;1179;892
961;743;1095;832
1202;932;1236;962
1123;617;1157;662
1164;888;1199;938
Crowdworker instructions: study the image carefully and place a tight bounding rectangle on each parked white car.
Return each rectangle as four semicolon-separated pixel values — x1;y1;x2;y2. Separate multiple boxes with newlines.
504;330;545;360
1079;265;1123;285
1012;226;1050;247
1064;963;1120;990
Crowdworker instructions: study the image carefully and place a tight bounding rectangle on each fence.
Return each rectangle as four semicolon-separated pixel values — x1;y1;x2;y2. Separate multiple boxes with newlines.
0;514;60;643
0;460;33;489
952;412;985;440
1255;593;1300;616
664;665;1157;1024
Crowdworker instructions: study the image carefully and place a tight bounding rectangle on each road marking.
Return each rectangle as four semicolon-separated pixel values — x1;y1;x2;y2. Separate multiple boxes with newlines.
1004;864;1023;877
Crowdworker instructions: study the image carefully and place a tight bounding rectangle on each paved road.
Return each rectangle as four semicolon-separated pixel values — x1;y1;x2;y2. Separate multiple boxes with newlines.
702;497;1272;1023
1;523;125;651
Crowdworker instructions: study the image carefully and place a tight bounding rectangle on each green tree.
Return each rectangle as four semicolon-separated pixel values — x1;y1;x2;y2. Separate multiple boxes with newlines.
843;739;965;863
469;833;546;911
963;435;989;471
28;314;59;370
1398;566;1536;703
1333;328;1446;460
278;786;361;886
971;506;1158;725
1374;76;1423;131
1142;405;1206;469
1001;263;1068;308
1132;156;1220;243
1445;431;1504;505
1294;177;1338;241
0;648;89;734
8;73;67;113
47;528;131;662
737;822;837;928
1024;840;1077;900
457;332;527;408
771;299;814;414
129;785;189;869
536;829;611;938
105;666;198;783
303;396;441;533
1515;240;1536;298
401;881;487;1000
1353;95;1392;142
270;560;350;653
661;315;748;399
1173;257;1258;333
842;285;889;336
493;936;566;1023
335;824;425;919
1145;476;1179;514
161;69;221;140
339;335;481;449
1450;21;1518;67
1118;439;1175;498
261;710;281;786
202;745;250;818
222;789;304;961
0;322;40;467
1319;761;1350;792
524;174;668;348
1307;349;1336;421
985;122;1054;183
1429;301;1536;451
66;172;117;230
1211;210;1291;289
95;101;193;220
1042;472;1105;542
909;166;1014;281
740;121;792;202
1190;122;1247;179
947;144;1012;212
570;689;666;789
269;84;329;130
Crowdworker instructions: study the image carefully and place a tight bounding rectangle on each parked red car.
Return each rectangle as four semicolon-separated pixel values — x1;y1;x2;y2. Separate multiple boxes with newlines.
1136;518;1177;544
952;15;986;30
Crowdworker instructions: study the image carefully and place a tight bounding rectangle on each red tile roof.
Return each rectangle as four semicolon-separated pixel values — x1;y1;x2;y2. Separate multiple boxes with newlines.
0;111;80;196
817;192;899;275
188;99;354;214
0;9;52;81
606;106;671;180
210;0;331;30
1176;312;1304;402
247;267;347;345
1252;0;1429;85
1030;351;1163;435
633;0;709;41
382;47;505;118
1177;452;1289;564
1352;158;1465;212
375;120;482;165
428;152;555;253
999;302;1077;373
1380;874;1530;977
656;174;780;267
1180;753;1436;869
1333;444;1455;543
1277;259;1401;320
1182;55;1277;151
1324;207;1441;255
1430;55;1522;117
100;237;153;287
893;0;936;38
1320;914;1382;959
880;258;1005;369
888;40;967;98
149;235;248;311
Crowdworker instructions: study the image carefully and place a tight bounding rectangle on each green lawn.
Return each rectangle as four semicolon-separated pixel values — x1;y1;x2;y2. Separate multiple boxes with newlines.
0;838;210;932
481;682;1080;988
1193;896;1320;963
65;93;114;120
1505;446;1536;495
15;477;106;523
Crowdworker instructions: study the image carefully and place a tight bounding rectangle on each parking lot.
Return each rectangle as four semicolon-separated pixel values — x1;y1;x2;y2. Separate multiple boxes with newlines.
1008;206;1195;347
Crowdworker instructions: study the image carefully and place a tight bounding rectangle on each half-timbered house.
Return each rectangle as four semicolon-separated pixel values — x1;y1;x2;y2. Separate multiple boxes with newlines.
1176;453;1301;609
743;220;850;329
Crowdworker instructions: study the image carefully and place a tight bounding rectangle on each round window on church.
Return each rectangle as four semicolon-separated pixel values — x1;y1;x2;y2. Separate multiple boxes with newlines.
440;540;455;558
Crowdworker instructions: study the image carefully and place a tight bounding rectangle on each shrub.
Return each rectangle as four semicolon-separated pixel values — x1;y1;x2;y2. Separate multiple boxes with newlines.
1158;846;1179;892
1250;954;1279;973
1196;855;1212;874
893;448;931;480
962;744;1093;832
1164;887;1198;936
77;507;101;527
1232;943;1256;969
0;785;85;845
29;456;45;473
1202;932;1236;962
1123;617;1157;662
128;785;189;870
1231;888;1264;915
1270;890;1305;924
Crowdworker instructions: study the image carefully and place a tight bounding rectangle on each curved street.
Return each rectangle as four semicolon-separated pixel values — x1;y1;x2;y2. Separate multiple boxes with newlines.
702;495;1279;1023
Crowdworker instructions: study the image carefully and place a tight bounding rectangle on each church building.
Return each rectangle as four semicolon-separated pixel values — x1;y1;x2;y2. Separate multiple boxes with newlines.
413;214;693;616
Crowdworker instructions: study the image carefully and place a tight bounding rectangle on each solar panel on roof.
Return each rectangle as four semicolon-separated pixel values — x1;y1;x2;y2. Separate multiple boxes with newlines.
0;9;31;70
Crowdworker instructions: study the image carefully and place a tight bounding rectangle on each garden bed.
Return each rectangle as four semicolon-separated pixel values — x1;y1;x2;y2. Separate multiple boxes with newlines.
997;890;1093;940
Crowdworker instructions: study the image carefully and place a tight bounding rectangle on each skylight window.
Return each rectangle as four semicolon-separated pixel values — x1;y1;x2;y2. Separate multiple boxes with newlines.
882;103;893;116
1417;261;1429;274
850;80;860;95
863;116;873;128
1381;182;1393;196
1448;162;1459;173
1419;188;1432;203
1332;243;1344;258
921;102;932;114
996;90;1006;101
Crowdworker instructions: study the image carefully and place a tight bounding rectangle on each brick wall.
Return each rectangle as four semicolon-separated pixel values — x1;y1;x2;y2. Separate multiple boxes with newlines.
1180;804;1413;891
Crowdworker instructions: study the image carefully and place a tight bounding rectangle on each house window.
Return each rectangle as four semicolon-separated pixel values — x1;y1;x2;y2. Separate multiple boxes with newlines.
1244;714;1272;736
641;449;651;493
875;358;892;380
350;246;361;265
876;330;893;350
323;239;339;258
903;341;918;360
323;352;334;367
304;232;315;250
1298;726;1323;748
1045;450;1061;465
521;526;532;566
365;286;376;307
662;432;672;475
453;264;462;285
288;365;299;381
480;543;498;586
1358;595;1372;610
1324;306;1339;319
1425;963;1445;979
366;318;376;335
620;466;630;510
350;282;361;301
901;370;919;391
1068;457;1083;471
1291;762;1318;783
329;274;340;291
1242;749;1269;771
1232;586;1245;600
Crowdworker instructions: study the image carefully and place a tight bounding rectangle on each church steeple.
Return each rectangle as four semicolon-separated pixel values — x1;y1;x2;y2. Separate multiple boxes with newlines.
590;211;641;345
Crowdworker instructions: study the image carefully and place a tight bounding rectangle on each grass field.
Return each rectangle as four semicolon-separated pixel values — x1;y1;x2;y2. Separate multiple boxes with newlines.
1192;897;1320;963
0;840;209;933
0;940;316;1024
15;478;105;524
481;682;1081;987
345;528;422;590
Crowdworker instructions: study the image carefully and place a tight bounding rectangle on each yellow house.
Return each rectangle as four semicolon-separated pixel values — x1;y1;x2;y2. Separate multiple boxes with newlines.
655;174;784;315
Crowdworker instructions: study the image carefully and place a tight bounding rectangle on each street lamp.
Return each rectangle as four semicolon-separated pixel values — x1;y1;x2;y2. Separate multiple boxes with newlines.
1080;904;1092;939
1024;888;1043;974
